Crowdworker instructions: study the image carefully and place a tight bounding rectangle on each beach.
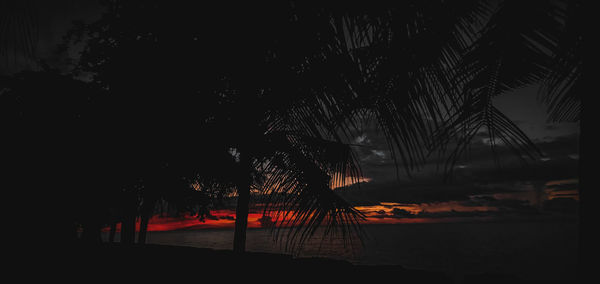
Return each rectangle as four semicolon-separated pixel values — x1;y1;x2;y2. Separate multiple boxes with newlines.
96;219;578;282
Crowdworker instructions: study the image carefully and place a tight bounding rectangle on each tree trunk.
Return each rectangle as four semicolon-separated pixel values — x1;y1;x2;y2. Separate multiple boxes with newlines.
71;220;79;241
138;214;150;245
120;191;138;245
81;219;102;244
108;221;117;243
121;215;136;244
138;196;157;244
577;119;582;276
233;151;251;253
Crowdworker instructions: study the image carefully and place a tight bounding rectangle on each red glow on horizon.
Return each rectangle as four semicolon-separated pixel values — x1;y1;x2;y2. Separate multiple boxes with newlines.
101;203;497;233
102;210;277;232
101;179;579;233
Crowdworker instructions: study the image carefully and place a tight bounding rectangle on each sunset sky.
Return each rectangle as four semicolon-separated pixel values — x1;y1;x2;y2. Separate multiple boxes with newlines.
147;83;578;231
4;0;579;232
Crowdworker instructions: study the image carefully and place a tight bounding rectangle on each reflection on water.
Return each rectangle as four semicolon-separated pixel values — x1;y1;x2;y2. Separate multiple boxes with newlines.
102;220;577;281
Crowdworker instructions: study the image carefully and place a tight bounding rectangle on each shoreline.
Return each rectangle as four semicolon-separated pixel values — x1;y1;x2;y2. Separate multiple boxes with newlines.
52;241;571;283
98;214;578;233
56;243;510;283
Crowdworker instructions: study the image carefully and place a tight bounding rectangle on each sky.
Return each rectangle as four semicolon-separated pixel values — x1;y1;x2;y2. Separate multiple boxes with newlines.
330;85;579;224
1;0;104;74
3;1;580;230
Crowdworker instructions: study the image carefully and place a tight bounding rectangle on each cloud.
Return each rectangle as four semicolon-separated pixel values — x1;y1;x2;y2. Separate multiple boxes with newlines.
545;179;578;191
460;197;540;214
543;198;578;214
414;210;491;218
336;180;512;205
341;117;579;207
391;208;413;217
373;208;527;219
354;134;369;144
365;196;542;219
371;150;386;158
545;124;560;131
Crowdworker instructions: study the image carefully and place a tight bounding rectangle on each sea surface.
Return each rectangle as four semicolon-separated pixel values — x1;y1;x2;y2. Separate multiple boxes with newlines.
102;220;578;281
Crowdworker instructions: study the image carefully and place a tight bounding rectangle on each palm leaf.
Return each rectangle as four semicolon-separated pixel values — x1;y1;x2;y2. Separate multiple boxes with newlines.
540;0;582;122
256;131;366;253
0;0;39;71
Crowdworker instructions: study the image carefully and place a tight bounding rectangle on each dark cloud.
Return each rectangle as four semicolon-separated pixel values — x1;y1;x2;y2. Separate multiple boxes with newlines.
545;125;560;131
338;153;577;206
375;207;539;220
461;197;540;215
349;115;579;193
414;210;492;218
537;134;579;156
368;195;544;219
543;198;578;215
336;180;516;206
391;208;413;217
281;84;579;209
1;0;104;75
546;180;578;192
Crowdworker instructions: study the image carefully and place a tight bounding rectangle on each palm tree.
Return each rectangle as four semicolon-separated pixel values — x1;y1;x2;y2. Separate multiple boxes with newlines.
59;1;371;252
211;100;365;252
244;0;582;250
5;0;580;254
0;0;39;74
135;146;239;244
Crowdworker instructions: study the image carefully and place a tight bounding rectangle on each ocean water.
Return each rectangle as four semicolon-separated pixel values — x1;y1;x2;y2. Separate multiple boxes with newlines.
103;220;578;280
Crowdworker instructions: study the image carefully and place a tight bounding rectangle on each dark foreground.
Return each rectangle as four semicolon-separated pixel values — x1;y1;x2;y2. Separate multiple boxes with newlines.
42;242;574;284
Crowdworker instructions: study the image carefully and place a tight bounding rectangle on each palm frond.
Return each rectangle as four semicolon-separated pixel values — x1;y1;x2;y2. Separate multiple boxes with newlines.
0;0;39;71
540;0;582;122
256;131;365;253
427;0;568;171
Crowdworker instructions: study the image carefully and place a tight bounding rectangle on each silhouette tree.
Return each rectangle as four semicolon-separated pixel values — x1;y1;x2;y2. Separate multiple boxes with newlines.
2;0;581;254
0;0;39;74
540;0;582;123
435;0;580;164
0;68;116;243
59;1;370;252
